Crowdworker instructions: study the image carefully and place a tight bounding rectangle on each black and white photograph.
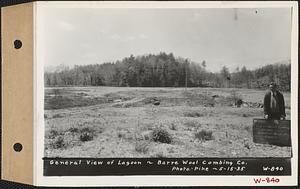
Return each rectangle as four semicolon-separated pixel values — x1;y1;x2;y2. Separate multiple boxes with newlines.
32;1;298;185
43;5;292;158
1;0;298;187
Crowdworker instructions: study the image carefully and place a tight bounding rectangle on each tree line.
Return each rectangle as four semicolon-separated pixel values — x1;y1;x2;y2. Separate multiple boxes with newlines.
44;52;291;91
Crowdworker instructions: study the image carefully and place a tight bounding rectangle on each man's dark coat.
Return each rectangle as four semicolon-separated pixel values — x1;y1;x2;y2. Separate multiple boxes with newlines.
263;91;286;117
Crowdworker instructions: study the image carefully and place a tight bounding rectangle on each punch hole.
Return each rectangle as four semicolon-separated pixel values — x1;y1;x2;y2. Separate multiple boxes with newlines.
13;143;23;152
14;40;22;49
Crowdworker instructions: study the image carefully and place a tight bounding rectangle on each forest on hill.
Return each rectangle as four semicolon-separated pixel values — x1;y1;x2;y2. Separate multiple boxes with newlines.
44;52;291;91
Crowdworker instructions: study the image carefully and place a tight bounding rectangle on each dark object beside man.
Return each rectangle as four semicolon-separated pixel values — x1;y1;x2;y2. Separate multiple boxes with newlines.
263;82;286;120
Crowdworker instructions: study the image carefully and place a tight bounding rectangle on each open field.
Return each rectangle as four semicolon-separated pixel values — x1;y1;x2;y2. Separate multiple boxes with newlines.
44;87;291;158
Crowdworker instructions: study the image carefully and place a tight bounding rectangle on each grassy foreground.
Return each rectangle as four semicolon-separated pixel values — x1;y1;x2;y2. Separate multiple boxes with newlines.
44;87;291;158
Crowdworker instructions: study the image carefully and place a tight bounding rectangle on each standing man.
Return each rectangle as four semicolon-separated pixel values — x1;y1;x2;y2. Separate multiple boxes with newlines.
263;82;286;120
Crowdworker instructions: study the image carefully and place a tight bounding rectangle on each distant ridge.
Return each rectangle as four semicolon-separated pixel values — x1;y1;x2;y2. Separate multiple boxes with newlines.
44;52;291;91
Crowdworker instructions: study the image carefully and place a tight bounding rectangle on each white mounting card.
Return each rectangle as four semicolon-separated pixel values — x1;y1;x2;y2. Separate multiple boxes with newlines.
2;1;298;187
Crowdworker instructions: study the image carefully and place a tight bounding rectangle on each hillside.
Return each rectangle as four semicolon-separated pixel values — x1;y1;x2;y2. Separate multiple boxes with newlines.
44;53;291;91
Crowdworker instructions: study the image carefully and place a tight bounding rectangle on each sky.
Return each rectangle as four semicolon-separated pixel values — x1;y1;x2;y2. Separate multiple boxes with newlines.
42;8;292;72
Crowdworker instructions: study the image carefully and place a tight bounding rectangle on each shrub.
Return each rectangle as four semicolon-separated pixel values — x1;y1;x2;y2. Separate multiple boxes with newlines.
195;129;214;141
79;127;95;142
52;136;65;149
80;132;94;142
151;128;172;144
68;127;79;133
46;129;59;139
228;90;243;107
